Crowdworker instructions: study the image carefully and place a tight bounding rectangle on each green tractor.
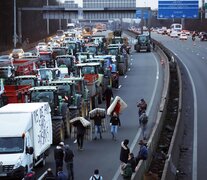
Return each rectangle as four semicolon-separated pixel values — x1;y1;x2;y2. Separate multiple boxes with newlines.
49;79;84;119
64;76;90;118
29;86;70;144
107;45;127;75
134;34;151;52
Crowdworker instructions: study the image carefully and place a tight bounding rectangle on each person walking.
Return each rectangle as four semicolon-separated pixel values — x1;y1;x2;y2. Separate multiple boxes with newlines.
113;99;121;127
57;167;67;180
139;111;148;139
120;139;130;164
54;142;65;175
136;140;148;165
89;169;103;180
137;98;147;117
76;121;86;150
92;112;103;140
42;168;55;180
64;145;74;180
103;85;114;109
110;112;121;141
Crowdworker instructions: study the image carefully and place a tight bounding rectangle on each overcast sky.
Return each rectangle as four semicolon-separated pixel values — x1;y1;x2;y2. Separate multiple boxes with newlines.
67;0;202;10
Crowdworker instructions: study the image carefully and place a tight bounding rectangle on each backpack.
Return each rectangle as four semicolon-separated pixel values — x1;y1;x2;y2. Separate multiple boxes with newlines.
92;175;101;180
142;114;148;124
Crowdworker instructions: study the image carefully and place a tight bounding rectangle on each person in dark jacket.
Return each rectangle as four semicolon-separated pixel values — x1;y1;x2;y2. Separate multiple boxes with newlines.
57;167;67;180
110;112;121;140
136;140;148;165
54;142;64;175
127;153;137;172
137;98;147;117
42;168;55;180
103;85;114;109
92;112;103;140
64;145;74;180
76;121;86;150
120;139;130;164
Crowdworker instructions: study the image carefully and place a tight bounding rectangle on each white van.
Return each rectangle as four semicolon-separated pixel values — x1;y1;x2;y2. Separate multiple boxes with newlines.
0;103;52;179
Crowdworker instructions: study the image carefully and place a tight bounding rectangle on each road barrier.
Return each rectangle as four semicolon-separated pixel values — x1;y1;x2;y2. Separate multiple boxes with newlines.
159;46;183;180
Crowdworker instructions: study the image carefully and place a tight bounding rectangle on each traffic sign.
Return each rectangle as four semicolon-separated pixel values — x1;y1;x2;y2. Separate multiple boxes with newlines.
136;9;150;19
158;0;199;19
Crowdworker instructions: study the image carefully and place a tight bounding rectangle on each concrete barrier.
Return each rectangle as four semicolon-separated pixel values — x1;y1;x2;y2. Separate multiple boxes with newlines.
160;51;183;180
132;41;170;180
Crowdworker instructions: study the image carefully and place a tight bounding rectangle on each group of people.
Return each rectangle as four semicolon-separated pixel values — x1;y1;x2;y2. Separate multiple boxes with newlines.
119;139;149;180
50;142;74;180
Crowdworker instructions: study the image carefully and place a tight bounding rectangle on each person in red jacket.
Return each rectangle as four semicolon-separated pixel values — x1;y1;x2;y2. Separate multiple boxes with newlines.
113;99;121;126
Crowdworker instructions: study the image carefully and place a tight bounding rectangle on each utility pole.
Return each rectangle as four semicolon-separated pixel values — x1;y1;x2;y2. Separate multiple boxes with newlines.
47;0;50;34
13;0;17;48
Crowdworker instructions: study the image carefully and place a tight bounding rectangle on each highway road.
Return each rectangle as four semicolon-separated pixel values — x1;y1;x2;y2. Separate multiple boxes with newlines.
35;35;165;179
152;33;207;180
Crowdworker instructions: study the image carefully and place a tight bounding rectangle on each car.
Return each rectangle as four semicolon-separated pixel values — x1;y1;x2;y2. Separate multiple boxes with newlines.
179;33;188;40
0;55;13;62
200;32;207;41
182;30;190;36
11;48;24;59
170;31;178;38
36;42;47;51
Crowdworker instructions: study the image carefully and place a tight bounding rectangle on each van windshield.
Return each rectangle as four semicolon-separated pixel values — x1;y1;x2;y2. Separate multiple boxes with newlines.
0;137;24;154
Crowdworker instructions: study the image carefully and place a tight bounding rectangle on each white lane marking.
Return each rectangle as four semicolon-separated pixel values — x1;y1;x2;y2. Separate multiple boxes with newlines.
202;57;205;59
112;53;160;180
172;53;197;180
118;85;122;89
38;171;47;180
131;59;134;61
130;63;133;65
128;68;131;71
124;75;127;78
196;53;199;56
112;129;142;180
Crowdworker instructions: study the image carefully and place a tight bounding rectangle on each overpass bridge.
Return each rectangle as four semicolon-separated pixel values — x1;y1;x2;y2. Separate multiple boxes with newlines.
17;5;140;43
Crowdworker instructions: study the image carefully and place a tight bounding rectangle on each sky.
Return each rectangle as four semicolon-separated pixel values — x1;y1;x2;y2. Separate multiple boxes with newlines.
59;0;202;10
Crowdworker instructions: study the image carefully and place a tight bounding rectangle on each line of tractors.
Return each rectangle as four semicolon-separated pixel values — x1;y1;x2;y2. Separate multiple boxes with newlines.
0;28;131;144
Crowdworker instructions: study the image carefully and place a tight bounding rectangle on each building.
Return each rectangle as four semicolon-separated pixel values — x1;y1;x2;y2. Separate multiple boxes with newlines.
83;0;136;8
64;0;79;8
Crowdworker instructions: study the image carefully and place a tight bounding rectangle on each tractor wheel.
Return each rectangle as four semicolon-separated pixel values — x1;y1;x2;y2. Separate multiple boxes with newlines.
52;121;65;145
118;63;125;75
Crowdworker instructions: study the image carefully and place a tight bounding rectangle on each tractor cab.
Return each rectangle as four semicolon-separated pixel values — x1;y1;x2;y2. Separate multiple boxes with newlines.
56;55;76;77
29;86;60;116
14;75;38;87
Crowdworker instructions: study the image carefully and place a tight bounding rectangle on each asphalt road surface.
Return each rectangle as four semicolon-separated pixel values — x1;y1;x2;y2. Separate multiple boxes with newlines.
35;35;164;180
152;32;207;180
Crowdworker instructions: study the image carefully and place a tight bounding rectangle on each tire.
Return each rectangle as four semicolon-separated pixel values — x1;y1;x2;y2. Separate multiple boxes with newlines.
52;121;65;145
118;63;125;75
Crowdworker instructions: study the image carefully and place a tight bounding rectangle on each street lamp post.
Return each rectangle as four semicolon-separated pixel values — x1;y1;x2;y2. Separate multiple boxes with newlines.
13;0;17;48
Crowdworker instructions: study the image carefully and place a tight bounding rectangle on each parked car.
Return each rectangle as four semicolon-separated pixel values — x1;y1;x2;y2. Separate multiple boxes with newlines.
179;33;188;40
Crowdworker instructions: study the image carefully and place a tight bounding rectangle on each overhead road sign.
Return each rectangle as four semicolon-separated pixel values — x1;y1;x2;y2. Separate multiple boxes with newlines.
158;0;199;19
136;8;151;19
